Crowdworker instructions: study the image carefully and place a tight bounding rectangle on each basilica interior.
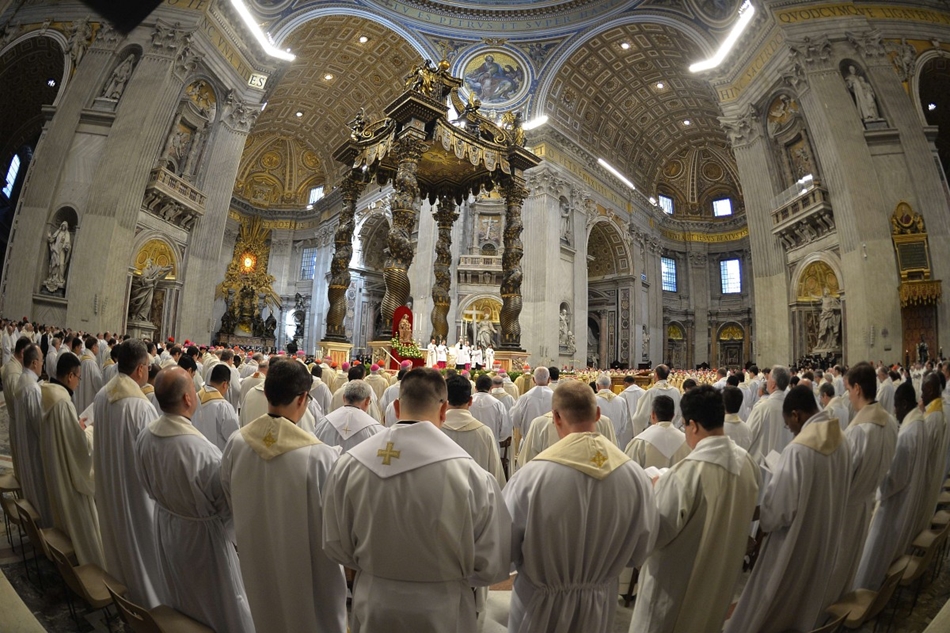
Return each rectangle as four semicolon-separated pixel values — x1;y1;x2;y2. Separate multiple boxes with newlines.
0;0;949;370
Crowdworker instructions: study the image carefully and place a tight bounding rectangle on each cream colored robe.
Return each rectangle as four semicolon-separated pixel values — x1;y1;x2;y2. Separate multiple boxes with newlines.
596;389;631;448
724;410;852;633
624;422;690;470
518;413;617;468
746;389;792;464
364;373;388;400
313;405;383;453
631;381;682;436
323;422;510;633
329;382;383;423
469;391;512;443
222;414;345;633
723;413;753;450
631;436;759;633
74;351;102;414
15;369;53;525
192;387;240;451
441;409;506;487
39;381;104;566
505;433;657;633
2;357;23;479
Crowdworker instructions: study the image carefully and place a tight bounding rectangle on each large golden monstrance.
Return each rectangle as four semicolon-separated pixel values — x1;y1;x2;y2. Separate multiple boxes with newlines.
320;59;540;365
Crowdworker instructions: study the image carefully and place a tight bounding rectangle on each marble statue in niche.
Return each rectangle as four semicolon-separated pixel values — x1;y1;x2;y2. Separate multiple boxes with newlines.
560;196;573;245
43;221;72;293
102;54;137;101
844;65;883;124
129;259;172;323
815;289;842;351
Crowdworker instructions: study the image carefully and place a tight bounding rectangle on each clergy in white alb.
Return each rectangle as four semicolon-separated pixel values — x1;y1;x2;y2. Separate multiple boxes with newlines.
221;358;346;633
309;364;333;414
724;386;852;633
631;365;682;436
746;365;794;464
192;364;240;451
220;351;243;412
920;373;949;527
490;375;517;410
40;353;104;566
330;362;348;393
820;382;852;430
470;374;512;444
624;395;690;470
518;409;618;468
239;353;260;379
504;380;657;633
323;368;511;633
825;363;898;601
240;361;266;407
631;385;760;633
93;339;167;608
329;365;384;422
876;367;896;416
364;365;389;400
379;368;404;413
854;382;932;591
619;376;645;427
15;344;54;526
722;386;753;450
313;379;383;452
44;336;62;380
239;363;317;434
594;374;632;448
3;336;28;481
442;374;506;487
135;368;254;633
510;367;553;457
74;336;103;414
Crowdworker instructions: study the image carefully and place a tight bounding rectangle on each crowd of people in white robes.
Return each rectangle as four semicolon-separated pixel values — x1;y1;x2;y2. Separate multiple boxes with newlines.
3;312;950;633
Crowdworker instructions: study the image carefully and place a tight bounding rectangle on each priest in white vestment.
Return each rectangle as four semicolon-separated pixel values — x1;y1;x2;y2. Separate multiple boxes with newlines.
619;376;645;427
313;379;383;452
624;395;690;470
722;386;753;450
470;374;512;443
920;373;949;526
329;365;384;422
1;322;17;366
364;364;389;400
222;358;346;633
239;353;260;379
193;364;241;450
876;367;896;416
74;337;103;414
93;339;167;608
309;364;333;414
15;344;54;526
631;365;682;436
594;374;631;448
44;336;62;379
135;368;254;633
631;385;760;633
825;362;898;601
240;376;317;433
510;367;554;457
323;368;511;633
820;382;852;430
3;336;28;480
489;375;517;410
505;380;657;633
441;374;506;487
746;365;793;463
854;382;932;590
240;359;267;406
725;386;852;633
40;353;104;566
518;412;617;468
220;351;243;412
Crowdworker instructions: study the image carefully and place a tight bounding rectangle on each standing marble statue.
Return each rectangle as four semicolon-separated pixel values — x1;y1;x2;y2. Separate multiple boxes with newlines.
44;221;72;292
476;313;497;349
66;18;92;67
641;325;650;359
559;308;570;347
816;289;841;351
845;66;882;122
128;259;171;323
102;54;136;100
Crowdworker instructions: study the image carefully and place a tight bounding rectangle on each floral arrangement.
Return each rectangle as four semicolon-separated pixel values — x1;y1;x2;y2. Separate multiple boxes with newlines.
390;337;424;359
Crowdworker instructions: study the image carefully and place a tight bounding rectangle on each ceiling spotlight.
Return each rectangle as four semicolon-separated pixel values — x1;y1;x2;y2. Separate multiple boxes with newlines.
47;78;56;87
295;111;303;117
597;158;637;191
649;197;657;205
689;0;755;73
324;73;334;80
359;36;369;43
928;103;937;111
522;115;548;131
620;42;631;50
683;119;691;126
260;101;267;111
656;82;664;89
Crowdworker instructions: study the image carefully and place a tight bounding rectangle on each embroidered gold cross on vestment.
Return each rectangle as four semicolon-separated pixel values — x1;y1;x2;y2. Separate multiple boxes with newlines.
590;450;608;468
377;442;401;465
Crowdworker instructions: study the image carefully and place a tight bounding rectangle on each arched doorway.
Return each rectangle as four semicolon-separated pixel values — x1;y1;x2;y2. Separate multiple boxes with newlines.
458;295;502;349
587;219;632;369
667;321;687;369
0;36;66;285
716;322;745;368
919;54;950;184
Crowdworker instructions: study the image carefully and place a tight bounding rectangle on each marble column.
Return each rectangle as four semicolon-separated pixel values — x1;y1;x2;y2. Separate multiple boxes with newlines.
688;250;710;365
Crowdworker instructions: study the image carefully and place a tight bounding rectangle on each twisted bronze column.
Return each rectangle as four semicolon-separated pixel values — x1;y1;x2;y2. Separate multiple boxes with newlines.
324;174;365;341
499;179;528;349
429;196;458;341
380;134;427;329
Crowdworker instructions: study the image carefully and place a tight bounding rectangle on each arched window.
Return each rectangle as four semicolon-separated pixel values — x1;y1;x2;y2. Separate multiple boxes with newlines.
2;155;20;198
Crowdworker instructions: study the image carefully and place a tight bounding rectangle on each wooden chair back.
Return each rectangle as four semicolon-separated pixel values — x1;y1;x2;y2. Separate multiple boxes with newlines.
105;578;163;633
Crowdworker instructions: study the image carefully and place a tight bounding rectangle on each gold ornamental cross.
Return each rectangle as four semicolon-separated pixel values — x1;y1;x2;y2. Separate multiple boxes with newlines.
377;442;401;465
590;450;608;468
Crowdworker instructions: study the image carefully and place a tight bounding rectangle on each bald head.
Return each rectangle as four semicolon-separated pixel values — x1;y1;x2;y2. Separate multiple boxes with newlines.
155;367;198;418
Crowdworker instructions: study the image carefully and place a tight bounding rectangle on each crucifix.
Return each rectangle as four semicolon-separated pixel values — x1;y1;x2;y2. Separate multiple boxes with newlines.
462;306;483;342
